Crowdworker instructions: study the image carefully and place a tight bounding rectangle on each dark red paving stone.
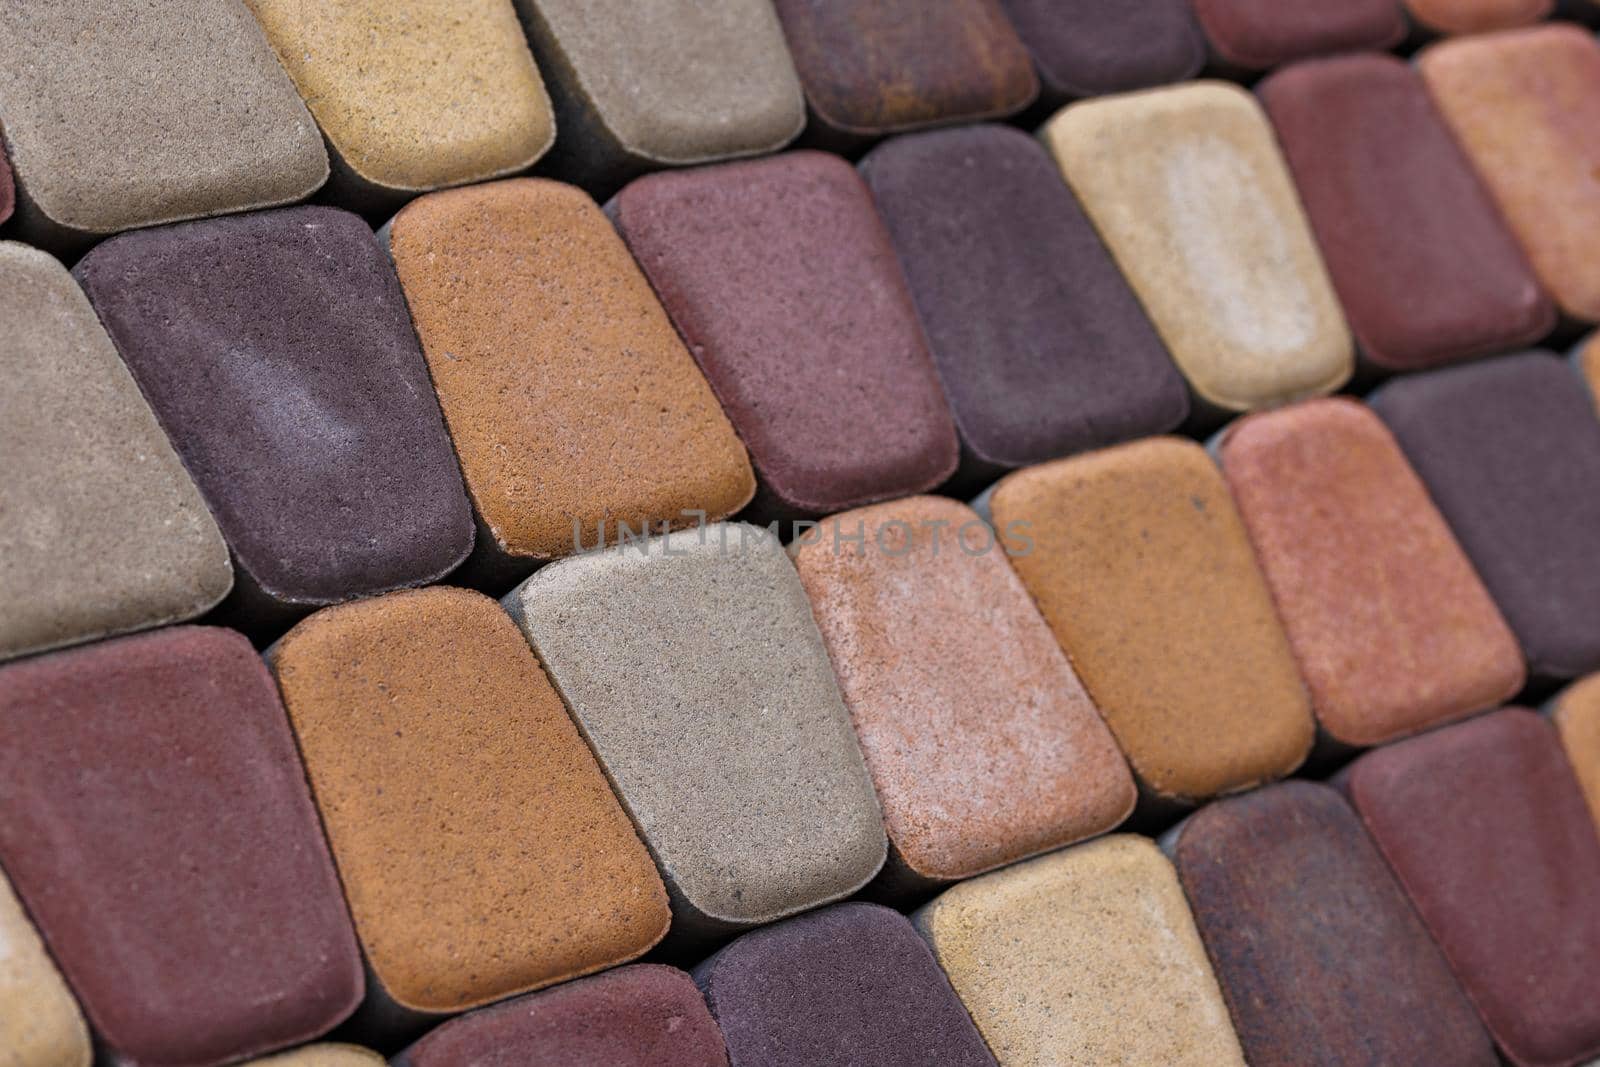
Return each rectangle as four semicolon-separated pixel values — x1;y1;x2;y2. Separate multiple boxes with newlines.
74;205;473;629
1259;54;1553;372
1343;710;1600;1067
1191;0;1406;70
1369;352;1600;678
1169;782;1498;1067
0;626;362;1067
997;0;1205;102
859;125;1188;486
770;0;1036;148
393;966;727;1067
694;903;995;1067
612;152;959;521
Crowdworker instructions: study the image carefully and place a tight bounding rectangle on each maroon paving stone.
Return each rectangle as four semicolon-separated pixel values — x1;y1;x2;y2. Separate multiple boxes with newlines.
771;0;1036;149
1343;709;1600;1067
1259;54;1552;372
859;125;1188;487
1369;352;1600;678
694;903;994;1067
0;626;362;1067
1191;0;1406;70
997;0;1205;103
1169;781;1498;1067
613;152;959;521
74;206;473;631
393;965;727;1067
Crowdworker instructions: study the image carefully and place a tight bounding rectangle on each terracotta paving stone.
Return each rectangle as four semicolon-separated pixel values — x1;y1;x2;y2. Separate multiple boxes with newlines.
915;836;1247;1066
1259;53;1553;372
504;522;886;945
387;178;753;576
0;627;362;1067
997;0;1205;103
771;0;1036;147
246;0;555;208
1217;399;1524;747
1578;332;1600;406
1042;83;1353;415
697;903;994;1067
986;437;1314;807
0;0;326;249
1169;782;1498;1067
1420;25;1600;322
613;152;959;521
513;0;804;190
1370;352;1600;678
1343;709;1600;1067
792;496;1134;893
271;587;669;1029
0;241;231;662
1190;0;1406;70
859;125;1188;486
1551;673;1600;833
1405;0;1554;33
0;869;91;1067
74;206;472;629
393;966;726;1067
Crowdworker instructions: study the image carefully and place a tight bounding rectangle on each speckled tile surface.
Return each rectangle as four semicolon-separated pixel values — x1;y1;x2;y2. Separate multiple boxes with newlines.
1370;352;1600;678
0;869;91;1067
916;836;1247;1066
1344;710;1600;1067
997;0;1204;103
1043;83;1353;414
0;0;327;248
387;179;754;572
0;627;362;1067
1260;54;1552;371
272;588;669;1023
860;125;1188;485
988;438;1314;806
1190;0;1406;70
1421;25;1600;322
246;0;554;206
504;523;886;944
1218;399;1524;747
0;241;231;663
792;497;1134;891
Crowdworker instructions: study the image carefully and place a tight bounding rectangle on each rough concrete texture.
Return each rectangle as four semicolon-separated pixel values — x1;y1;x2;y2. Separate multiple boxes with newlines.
394;965;727;1067
513;0;804;189
0;627;363;1067
0;142;13;226
1551;674;1600;834
387;179;754;569
1406;0;1553;33
915;836;1247;1066
989;438;1314;805
1170;782;1498;1067
696;903;994;1067
859;125;1188;486
997;0;1204;103
1370;352;1600;678
240;1047;384;1067
1259;54;1552;371
0;241;231;662
792;497;1134;890
0;870;91;1067
246;0;555;205
1218;399;1524;747
1344;710;1600;1067
613;152;959;520
505;522;887;944
0;0;327;249
1190;0;1406;69
272;587;669;1018
75;206;473;626
1421;25;1600;322
1043;83;1353;414
772;0;1036;146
